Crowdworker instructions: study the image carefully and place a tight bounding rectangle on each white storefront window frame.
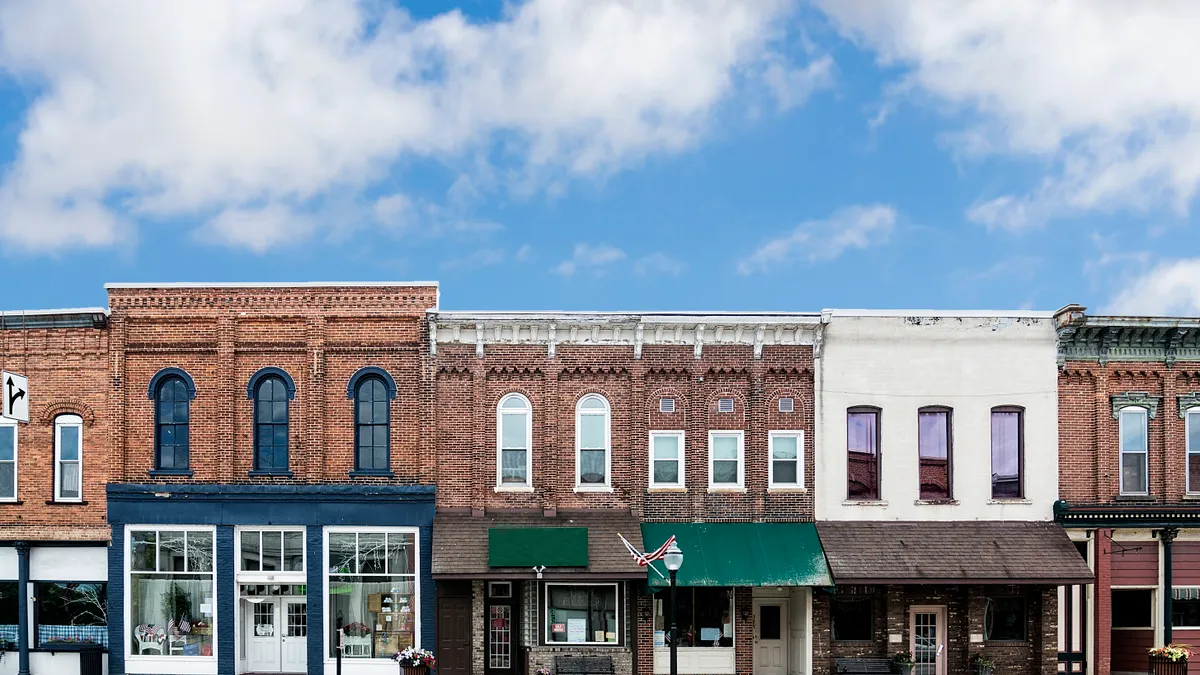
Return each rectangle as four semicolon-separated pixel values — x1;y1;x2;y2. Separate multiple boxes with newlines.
543;582;621;646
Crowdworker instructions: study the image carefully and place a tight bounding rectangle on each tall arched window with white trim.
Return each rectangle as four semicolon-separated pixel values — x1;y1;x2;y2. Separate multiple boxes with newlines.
497;394;532;488
576;394;610;488
54;414;83;502
1119;406;1149;495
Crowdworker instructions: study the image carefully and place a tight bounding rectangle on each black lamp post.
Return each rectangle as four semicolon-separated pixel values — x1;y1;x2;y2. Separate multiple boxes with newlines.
663;541;684;675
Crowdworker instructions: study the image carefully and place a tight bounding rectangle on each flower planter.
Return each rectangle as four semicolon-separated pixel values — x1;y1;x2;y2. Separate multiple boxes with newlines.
401;666;429;675
1150;655;1189;675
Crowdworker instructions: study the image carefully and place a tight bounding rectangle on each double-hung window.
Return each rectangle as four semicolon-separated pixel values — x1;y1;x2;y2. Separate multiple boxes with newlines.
54;415;83;502
649;431;684;488
1188;407;1200;494
917;407;952;500
846;407;880;500
326;528;419;658
576;395;610;488
769;431;803;488
0;418;16;501
1119;407;1149;495
990;407;1024;498
708;431;744;489
498;394;532;487
128;527;215;659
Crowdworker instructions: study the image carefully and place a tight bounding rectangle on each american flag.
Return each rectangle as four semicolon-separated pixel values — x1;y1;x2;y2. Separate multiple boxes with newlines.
618;533;676;567
179;618;191;634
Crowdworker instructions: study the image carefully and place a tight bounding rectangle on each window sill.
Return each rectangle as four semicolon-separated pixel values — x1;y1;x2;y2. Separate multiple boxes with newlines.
1116;494;1154;501
348;470;395;478
914;499;960;506
1183;494;1200;501
768;486;808;493
707;487;747;493
648;487;687;493
45;500;87;506
987;498;1033;505
0;499;21;505
574;486;614;493
495;486;535;493
148;469;194;477
35;646;108;654
842;500;888;506
248;470;295;478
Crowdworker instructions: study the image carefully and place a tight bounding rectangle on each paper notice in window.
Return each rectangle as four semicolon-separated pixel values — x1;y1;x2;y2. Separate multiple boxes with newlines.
200;603;212;616
606;632;616;642
701;627;721;642
567;619;586;643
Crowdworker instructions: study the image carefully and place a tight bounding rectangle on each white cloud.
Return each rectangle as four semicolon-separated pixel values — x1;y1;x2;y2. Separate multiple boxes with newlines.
195;203;315;253
514;244;533;263
1107;259;1200;316
633;252;685;277
553;243;626;277
738;204;896;274
817;1;1200;229
0;0;827;252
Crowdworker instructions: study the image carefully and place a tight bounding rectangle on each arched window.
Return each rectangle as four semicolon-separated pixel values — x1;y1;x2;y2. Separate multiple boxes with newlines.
155;376;191;472
497;394;532;488
355;376;390;473
576;394;610;488
253;376;290;473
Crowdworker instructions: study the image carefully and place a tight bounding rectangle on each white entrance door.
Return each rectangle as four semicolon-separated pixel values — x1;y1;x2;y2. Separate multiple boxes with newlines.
753;599;788;675
246;600;281;672
281;599;308;673
910;606;947;675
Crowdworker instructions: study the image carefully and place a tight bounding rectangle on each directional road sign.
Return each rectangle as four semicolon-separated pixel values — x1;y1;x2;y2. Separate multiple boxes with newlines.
1;371;28;422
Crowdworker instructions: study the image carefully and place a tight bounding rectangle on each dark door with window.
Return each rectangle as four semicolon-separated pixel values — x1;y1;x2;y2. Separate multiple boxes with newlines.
1058;540;1090;674
438;588;472;675
485;581;521;675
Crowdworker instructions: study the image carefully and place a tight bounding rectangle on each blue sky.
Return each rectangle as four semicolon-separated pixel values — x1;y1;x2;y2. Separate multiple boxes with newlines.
0;1;1198;314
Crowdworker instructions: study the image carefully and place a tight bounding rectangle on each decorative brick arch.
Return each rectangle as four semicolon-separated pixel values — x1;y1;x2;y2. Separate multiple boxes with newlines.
37;399;97;426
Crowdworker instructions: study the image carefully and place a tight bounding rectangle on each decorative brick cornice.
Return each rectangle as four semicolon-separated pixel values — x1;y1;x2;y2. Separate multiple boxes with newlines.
1111;391;1162;418
1181;393;1200;418
36;399;98;426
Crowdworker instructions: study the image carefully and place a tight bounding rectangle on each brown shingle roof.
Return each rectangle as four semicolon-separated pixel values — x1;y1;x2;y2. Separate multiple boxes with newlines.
816;521;1094;585
432;510;646;578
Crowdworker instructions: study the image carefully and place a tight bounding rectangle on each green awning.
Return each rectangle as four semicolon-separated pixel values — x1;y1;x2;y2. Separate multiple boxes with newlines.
640;522;832;588
489;527;588;567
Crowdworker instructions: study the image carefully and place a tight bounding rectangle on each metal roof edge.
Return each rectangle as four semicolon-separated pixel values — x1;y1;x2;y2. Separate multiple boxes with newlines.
824;309;1055;319
105;281;439;289
0;307;110;317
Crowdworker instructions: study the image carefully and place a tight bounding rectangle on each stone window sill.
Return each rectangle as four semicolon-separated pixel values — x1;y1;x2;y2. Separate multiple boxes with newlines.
707;487;747;494
495;486;535;493
987;498;1033;505
1182;494;1200;501
842;500;888;507
248;470;295;478
349;470;395;478
647;487;687;493
148;469;194;477
768;487;808;494
574;486;614;493
914;499;960;506
45;500;88;506
1115;494;1154;502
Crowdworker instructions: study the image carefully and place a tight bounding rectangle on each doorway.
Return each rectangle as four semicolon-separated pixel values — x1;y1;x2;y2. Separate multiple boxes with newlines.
909;606;947;675
752;598;789;675
438;584;473;675
243;596;307;673
485;581;521;675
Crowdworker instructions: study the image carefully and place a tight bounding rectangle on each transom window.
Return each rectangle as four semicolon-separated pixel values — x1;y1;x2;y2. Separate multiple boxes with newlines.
253;375;290;473
498;394;532;487
155;376;191;472
769;431;803;488
649;431;684;488
1119;407;1149;495
576;395;611;488
846;407;880;500
239;529;305;572
354;376;390;473
0;418;16;501
54;414;83;502
917;407;952;500
1188;408;1200;494
708;431;744;489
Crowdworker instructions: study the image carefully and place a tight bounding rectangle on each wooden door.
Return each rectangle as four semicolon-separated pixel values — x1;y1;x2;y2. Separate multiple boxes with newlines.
437;595;473;675
753;598;788;675
910;606;947;675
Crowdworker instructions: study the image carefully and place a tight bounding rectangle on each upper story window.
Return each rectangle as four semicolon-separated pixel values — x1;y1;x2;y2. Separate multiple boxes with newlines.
154;375;192;472
54;414;83;502
649;431;684;488
708;430;744;489
248;368;295;475
498;394;532;488
576;394;611;488
0;418;16;502
354;376;390;473
769;431;803;488
846;407;880;501
917;407;952;500
1119;406;1149;495
991;407;1024;499
1188;407;1200;494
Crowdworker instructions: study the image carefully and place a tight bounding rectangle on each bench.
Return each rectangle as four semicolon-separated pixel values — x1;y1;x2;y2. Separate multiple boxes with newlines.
555;655;615;675
835;657;896;674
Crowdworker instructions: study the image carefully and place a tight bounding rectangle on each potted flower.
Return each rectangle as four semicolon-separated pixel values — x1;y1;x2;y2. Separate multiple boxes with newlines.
892;651;915;675
393;646;437;675
970;652;995;675
1150;644;1192;674
536;668;551;675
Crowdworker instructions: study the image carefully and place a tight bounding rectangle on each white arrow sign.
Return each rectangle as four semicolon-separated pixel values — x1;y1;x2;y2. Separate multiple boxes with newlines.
1;371;28;423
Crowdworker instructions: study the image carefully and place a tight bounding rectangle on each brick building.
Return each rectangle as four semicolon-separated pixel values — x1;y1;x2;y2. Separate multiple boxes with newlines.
812;311;1092;675
0;308;111;675
427;312;831;675
101;283;439;675
1054;305;1200;675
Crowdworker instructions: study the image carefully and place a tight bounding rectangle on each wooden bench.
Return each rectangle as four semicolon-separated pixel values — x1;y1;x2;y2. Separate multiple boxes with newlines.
555;655;616;675
835;657;896;674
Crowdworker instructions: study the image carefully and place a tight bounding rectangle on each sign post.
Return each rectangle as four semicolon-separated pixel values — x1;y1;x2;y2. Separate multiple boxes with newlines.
1;371;27;423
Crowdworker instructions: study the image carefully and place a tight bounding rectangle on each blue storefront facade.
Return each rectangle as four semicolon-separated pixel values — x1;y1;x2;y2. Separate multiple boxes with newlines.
107;483;435;675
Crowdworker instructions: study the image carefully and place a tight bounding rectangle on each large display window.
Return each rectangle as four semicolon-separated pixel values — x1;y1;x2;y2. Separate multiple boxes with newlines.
326;528;419;660
127;527;216;659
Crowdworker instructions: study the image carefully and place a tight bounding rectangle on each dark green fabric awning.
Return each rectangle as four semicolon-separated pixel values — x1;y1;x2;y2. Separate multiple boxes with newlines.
489;527;588;567
641;522;832;588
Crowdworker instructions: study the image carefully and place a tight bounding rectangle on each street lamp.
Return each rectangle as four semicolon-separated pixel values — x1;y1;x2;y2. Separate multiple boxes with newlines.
663;542;684;675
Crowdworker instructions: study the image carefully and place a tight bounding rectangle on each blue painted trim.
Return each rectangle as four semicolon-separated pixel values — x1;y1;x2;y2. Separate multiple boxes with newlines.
109;483;433;500
346;366;398;399
305;527;324;674
107;524;125;675
419;523;434;650
216;527;235;675
147;469;194;477
146;367;197;400
246;367;296;400
247;470;295;478
347;469;396;478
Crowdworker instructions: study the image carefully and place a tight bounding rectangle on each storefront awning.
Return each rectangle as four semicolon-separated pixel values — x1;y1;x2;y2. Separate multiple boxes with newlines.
816;521;1094;585
640;522;833;588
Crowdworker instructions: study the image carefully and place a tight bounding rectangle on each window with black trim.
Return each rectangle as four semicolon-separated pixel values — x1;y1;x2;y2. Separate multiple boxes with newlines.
354;376;390;473
983;596;1025;641
990;406;1024;498
831;597;873;641
846;407;880;500
155;376;191;472
653;587;733;648
253;376;290;473
917;406;952;500
36;582;108;649
1112;589;1153;628
1173;588;1200;628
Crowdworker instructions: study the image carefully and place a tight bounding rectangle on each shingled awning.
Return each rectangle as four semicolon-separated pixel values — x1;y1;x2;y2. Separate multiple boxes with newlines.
433;511;646;579
816;521;1093;585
